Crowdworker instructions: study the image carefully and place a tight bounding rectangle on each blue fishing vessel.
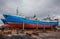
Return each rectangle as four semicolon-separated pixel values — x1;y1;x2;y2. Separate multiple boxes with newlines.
1;14;58;28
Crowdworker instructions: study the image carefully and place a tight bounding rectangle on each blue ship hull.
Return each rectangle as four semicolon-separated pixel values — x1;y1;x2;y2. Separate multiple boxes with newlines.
1;14;58;28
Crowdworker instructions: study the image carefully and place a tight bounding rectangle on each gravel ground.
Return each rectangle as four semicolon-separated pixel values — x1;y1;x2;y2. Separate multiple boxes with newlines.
0;31;60;39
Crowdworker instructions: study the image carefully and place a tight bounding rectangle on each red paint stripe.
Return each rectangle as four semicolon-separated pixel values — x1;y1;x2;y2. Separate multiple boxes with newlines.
2;23;54;29
5;23;54;28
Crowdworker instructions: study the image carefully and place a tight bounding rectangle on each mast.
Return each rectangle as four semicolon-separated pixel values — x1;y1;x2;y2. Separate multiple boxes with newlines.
48;15;51;20
16;7;19;15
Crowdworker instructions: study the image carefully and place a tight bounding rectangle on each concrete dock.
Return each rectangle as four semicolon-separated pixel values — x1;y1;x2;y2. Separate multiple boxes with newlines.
0;30;60;39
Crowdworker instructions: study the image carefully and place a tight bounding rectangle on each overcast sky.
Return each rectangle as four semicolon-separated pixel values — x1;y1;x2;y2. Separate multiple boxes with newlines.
0;0;60;25
0;0;60;19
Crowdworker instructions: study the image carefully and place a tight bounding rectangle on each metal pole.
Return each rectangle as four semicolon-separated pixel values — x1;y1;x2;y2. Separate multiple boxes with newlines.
50;25;52;31
37;21;38;30
36;20;38;30
22;21;24;30
44;24;45;32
